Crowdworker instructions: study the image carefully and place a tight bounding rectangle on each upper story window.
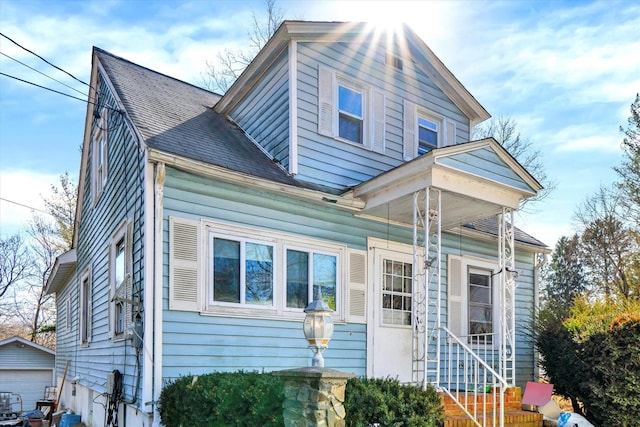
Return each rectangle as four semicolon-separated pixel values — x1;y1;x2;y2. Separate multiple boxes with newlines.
338;84;364;144
318;66;385;153
403;101;456;160
92;107;108;203
418;116;438;154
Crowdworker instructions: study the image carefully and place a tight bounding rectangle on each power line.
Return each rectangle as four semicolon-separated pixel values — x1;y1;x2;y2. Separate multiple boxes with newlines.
0;71;94;104
0;31;90;88
0;51;86;96
0;71;122;114
0;197;50;215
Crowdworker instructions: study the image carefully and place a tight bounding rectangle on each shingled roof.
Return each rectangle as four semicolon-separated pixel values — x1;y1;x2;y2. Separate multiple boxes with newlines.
94;47;310;190
464;217;547;248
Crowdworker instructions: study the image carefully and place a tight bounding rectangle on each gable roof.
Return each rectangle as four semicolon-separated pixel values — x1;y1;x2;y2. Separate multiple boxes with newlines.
93;48;307;189
215;21;490;125
0;336;55;355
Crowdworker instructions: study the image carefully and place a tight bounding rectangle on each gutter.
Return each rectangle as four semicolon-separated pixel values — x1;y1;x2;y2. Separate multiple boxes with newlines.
147;148;365;211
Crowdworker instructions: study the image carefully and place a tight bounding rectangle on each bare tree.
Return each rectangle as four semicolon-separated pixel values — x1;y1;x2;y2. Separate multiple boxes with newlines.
0;234;31;299
474;116;557;211
575;186;639;299
201;0;285;93
43;171;77;250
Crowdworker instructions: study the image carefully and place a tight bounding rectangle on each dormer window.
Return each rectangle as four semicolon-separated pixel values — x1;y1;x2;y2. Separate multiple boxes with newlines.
338;84;364;144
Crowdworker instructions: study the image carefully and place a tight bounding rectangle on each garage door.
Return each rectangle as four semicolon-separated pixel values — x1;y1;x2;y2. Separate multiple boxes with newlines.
0;370;53;412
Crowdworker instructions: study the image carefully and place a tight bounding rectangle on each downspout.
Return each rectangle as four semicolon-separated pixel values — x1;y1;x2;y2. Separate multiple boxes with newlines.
152;162;166;427
141;151;155;415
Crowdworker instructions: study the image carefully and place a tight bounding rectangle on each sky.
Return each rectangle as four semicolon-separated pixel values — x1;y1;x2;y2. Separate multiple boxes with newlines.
0;0;638;249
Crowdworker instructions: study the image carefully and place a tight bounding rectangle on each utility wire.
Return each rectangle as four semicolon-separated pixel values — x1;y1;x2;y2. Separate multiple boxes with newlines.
0;31;90;88
0;197;50;215
1;51;86;96
0;71;93;104
0;71;122;114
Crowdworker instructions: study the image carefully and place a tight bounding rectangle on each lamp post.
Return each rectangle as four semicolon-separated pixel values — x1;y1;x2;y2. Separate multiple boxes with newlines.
303;289;334;368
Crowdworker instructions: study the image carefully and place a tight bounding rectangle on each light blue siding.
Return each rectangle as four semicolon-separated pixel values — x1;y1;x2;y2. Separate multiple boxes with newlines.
162;166;537;387
438;146;534;192
54;73;146;404
295;38;470;191
229;51;290;169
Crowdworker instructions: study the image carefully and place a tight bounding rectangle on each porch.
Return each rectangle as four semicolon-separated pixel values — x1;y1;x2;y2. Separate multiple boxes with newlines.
352;139;544;426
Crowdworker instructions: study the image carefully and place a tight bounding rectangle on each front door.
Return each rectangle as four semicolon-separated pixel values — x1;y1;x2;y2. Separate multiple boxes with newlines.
368;247;414;382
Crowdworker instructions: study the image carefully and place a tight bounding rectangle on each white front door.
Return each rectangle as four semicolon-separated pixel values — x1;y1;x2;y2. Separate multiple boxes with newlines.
368;247;414;382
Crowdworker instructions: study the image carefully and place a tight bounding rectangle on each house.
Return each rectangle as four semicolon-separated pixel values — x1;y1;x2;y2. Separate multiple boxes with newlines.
0;336;56;412
46;21;549;426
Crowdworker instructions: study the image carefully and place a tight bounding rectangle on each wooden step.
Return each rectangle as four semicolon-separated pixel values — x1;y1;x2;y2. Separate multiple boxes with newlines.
444;410;543;427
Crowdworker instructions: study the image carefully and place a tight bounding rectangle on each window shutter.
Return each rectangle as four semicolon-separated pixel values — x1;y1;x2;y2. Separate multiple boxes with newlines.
169;217;201;312
371;90;386;153
448;254;464;336
446;120;456;147
318;67;334;137
347;249;367;324
403;100;416;160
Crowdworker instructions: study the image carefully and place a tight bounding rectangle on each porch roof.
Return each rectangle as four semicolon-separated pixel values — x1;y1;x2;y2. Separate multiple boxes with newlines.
351;138;543;230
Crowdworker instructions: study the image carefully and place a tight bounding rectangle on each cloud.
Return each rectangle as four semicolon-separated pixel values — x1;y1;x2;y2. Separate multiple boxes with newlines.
0;169;63;237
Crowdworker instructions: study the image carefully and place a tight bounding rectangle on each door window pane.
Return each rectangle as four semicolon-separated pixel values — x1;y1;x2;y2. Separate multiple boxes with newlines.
381;259;412;326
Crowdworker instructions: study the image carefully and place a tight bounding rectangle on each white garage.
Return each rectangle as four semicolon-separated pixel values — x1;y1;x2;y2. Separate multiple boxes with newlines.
0;336;56;413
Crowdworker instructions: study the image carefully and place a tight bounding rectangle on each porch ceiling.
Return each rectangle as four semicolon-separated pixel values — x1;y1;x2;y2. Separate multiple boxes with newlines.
352;139;540;229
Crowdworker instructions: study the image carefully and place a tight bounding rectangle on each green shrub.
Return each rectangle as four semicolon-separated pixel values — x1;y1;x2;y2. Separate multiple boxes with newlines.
344;377;444;427
158;371;284;427
577;314;640;426
531;302;586;413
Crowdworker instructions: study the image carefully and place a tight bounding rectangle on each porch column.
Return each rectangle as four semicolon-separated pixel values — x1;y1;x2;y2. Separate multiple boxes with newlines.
411;187;441;389
498;208;516;385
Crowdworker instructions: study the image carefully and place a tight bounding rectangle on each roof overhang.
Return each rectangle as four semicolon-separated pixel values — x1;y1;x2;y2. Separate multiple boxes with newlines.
45;249;77;295
215;21;490;124
148;148;366;211
352;139;541;230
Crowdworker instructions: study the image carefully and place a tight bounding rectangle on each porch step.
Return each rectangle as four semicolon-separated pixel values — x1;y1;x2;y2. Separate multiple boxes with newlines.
442;387;543;427
444;410;543;427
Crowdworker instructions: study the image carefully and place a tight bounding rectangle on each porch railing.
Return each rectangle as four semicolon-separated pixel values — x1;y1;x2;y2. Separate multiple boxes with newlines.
439;327;508;427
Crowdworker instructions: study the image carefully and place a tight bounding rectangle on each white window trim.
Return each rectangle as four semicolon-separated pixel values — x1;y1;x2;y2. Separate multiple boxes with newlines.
336;77;369;146
92;108;108;204
64;295;71;334
283;243;341;314
207;231;277;309
110;220;131;341
80;267;92;347
449;255;500;349
404;101;456;160
201;221;346;322
416;108;445;154
318;66;385;154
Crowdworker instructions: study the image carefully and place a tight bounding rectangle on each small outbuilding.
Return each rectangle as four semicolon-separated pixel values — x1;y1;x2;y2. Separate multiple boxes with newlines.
0;336;56;412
